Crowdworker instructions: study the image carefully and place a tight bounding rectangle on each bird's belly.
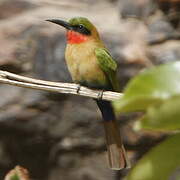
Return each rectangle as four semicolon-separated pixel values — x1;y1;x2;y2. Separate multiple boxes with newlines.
81;64;107;87
66;53;107;88
65;41;109;89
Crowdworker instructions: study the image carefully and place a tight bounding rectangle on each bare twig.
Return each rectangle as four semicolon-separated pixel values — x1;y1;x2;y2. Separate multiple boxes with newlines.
0;70;123;101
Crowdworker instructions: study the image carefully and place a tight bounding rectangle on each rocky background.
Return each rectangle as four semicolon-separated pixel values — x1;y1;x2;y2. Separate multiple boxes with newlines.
0;0;179;179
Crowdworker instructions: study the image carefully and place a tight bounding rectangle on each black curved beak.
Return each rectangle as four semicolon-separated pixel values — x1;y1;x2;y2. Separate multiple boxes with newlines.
46;19;72;30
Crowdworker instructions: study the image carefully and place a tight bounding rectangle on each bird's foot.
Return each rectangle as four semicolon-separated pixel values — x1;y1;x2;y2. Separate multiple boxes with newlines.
76;84;81;93
97;90;104;100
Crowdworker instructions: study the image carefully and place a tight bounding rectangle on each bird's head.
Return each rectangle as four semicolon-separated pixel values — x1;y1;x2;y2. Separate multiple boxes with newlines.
46;17;100;44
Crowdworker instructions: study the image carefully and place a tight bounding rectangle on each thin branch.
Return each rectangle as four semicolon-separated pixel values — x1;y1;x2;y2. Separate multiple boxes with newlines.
0;70;123;101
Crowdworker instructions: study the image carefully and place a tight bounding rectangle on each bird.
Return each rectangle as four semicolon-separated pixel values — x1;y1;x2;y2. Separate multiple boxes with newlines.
46;17;129;170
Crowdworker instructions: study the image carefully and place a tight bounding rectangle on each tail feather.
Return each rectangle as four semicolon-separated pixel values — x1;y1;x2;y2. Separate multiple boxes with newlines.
96;100;130;170
103;120;130;169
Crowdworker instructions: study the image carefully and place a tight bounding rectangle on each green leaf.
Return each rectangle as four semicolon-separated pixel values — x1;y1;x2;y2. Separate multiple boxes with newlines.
126;133;180;180
135;96;180;131
114;62;180;113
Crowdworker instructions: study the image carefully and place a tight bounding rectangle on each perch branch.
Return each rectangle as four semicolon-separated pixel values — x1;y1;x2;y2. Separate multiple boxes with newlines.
0;70;123;101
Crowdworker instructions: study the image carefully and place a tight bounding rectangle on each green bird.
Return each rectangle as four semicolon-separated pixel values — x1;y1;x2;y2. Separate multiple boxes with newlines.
46;17;129;170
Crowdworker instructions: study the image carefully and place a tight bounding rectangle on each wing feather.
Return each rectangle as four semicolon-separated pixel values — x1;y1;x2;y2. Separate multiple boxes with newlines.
95;48;120;91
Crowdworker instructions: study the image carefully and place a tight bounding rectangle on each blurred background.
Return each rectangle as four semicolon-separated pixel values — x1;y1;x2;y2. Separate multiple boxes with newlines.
0;0;179;179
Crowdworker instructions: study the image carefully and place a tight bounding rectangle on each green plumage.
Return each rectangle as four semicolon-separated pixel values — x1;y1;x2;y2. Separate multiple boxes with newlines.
69;17;94;31
95;48;120;91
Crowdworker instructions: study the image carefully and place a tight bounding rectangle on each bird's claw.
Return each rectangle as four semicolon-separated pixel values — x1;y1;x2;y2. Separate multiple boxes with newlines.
76;84;81;93
97;90;104;100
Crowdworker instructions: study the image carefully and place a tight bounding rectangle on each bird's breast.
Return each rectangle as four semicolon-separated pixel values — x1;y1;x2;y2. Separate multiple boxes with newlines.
65;41;108;87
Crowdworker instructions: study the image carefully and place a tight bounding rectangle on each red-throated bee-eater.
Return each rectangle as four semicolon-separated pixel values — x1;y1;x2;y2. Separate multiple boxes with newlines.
46;17;129;170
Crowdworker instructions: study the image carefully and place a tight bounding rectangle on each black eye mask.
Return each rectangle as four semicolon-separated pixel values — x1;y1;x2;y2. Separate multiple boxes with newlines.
72;25;91;35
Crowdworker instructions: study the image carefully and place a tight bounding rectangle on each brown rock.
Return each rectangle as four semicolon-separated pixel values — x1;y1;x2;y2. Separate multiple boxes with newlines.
0;0;36;20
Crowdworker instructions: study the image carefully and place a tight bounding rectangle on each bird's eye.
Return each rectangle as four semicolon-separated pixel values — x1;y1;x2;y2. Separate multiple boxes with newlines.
72;24;91;35
78;25;84;29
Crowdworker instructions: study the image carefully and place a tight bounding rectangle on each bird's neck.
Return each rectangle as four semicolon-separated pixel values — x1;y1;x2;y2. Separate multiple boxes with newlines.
66;31;89;44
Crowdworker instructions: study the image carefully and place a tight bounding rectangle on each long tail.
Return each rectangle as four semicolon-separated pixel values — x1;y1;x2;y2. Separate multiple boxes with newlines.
96;100;130;170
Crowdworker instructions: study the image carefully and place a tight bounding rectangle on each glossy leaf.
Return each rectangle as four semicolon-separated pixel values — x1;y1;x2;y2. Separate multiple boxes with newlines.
135;96;180;131
126;133;180;180
114;62;180;113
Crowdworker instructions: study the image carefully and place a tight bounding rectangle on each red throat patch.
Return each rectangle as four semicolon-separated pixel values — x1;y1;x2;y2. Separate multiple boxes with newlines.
67;30;88;44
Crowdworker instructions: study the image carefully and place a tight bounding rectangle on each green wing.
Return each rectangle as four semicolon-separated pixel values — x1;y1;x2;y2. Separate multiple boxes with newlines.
95;48;120;91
